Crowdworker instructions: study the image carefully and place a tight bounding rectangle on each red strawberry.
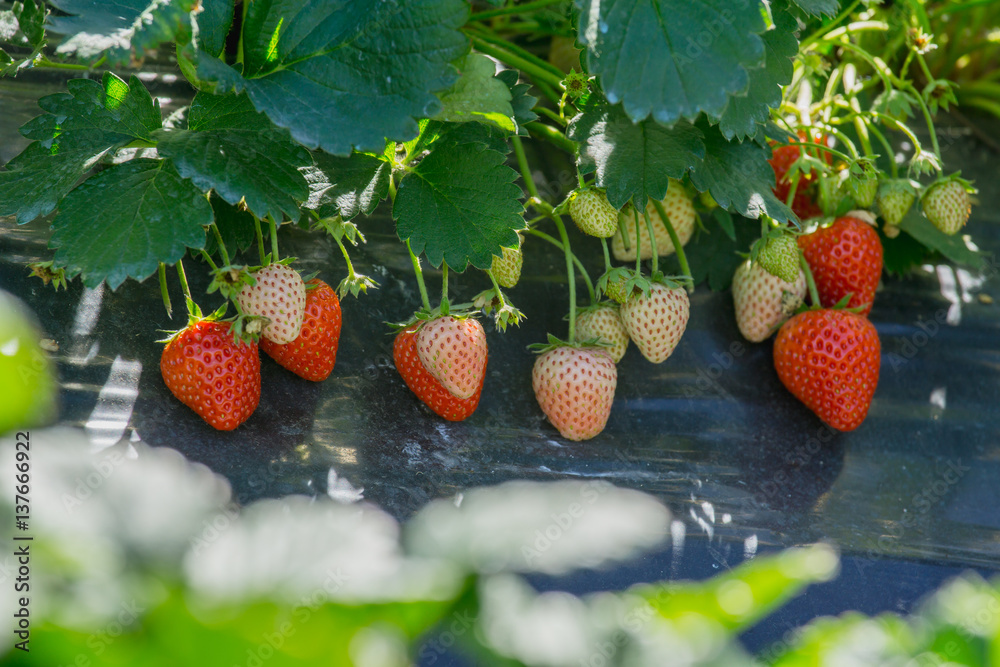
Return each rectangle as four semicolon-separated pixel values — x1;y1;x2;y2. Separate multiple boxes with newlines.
619;282;689;363
576;305;629;363
236;264;307;344
732;259;806;343
922;179;971;236
769;133;831;220
260;279;342;381
612;180;695;261
773;309;880;431
394;325;482;421
797;215;883;316
416;316;488;400
160;320;261;431
532;346;617;441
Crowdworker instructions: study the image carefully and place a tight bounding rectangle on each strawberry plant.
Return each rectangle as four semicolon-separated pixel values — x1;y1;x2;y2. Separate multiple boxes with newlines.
0;0;989;436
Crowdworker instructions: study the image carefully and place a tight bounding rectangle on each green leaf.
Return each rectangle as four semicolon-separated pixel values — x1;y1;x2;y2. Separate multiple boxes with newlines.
713;207;736;241
394;139;524;271
718;1;798;141
50;159;212;289
496;68;539;136
575;0;766;125
879;223;930;276
568;94;705;209
689;120;796;223
303;151;391;221
787;0;839;17
899;210;985;270
199;0;469;156
206;195;257;256
156;92;312;221
13;0;46;47
47;0;201;60
408;119;511;158
435;53;516;133
0;73;161;224
195;0;234;57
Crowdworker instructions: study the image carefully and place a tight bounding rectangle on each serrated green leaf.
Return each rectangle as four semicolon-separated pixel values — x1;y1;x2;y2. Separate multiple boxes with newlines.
50;159;212;289
206;194;257;256
47;0;200;60
1;72;161;224
13;0;46;47
303;151;391;221
156;92;311;221
195;0;234;57
496;68;539;136
394;140;524;270
575;0;766;125
435;53;515;133
199;0;469;156
689;120;796;223
718;1;798;141
568;94;705;209
788;0;839;17
409;119;511;157
713;207;736;241
899;210;985;270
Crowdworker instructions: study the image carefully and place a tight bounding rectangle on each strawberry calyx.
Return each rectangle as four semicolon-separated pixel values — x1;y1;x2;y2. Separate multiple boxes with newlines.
922;172;975;199
28;261;70;291
472;283;525;332
388;303;480;333
207;263;255;301
527;332;609;355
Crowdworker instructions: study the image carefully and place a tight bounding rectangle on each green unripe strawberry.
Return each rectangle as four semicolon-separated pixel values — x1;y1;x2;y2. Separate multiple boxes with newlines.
876;178;917;227
0;290;57;435
847;160;878;209
757;235;800;284
922;179;971;236
603;275;630;304
569;189;618;238
491;242;523;289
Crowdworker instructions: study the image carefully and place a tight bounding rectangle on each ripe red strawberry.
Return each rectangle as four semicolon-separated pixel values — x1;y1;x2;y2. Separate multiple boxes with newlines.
532;346;617;441
394;325;482;421
797;215;883;316
612;180;695;261
757;234;800;283
732;259;806;343
236;264;307;344
160;320;261;431
922;179;971;236
570;189;619;238
773;309;880;431
619;282;689;363
416;316;488;400
260;279;342;381
576;305;629;363
492;243;523;289
769;134;831;220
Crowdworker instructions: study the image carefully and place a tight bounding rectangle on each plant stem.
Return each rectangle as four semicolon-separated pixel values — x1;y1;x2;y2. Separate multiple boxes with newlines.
34;56;95;71
524;122;577;153
650;198;692;288
176;259;192;301
334;235;357;279
800;252;821;307
551;214;577;342
199;250;219;272
470;0;565;21
799;0;861;51
525;228;595;303
536;106;568;126
633;207;642;275
467;35;563;91
512;136;541;200
158;264;172;318
268;216;280;261
601;237;612;272
440;263;449;314
641;202;658;275
866;122;899;178
465;28;565;81
254;215;266;264
210;224;231;266
407;241;432;311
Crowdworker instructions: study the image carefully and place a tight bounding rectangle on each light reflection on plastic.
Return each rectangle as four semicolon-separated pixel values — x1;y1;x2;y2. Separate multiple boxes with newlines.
936;264;962;325
85;356;142;451
744;534;758;560
930;387;947;410
326;468;364;504
67;284;104;365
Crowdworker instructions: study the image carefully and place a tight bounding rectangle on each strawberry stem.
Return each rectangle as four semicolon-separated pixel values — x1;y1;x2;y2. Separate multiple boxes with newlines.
551;213;577;343
866;122;899;178
641;200;659;275
176;258;192;301
267;215;280;261
650;198;693;289
525;229;595;303
158;263;172;319
253;214;266;264
512;136;540;201
407;240;432;311
800;251;822;307
633;207;642;275
601;237;612;273
199;249;219;272
441;263;450;315
210;223;231;266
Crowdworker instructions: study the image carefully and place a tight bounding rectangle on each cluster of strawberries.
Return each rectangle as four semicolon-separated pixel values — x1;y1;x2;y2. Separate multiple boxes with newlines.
160;265;342;430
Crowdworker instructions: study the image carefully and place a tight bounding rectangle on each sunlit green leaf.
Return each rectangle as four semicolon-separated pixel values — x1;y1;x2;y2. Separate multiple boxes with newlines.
303;151;391;221
435;53;516;133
